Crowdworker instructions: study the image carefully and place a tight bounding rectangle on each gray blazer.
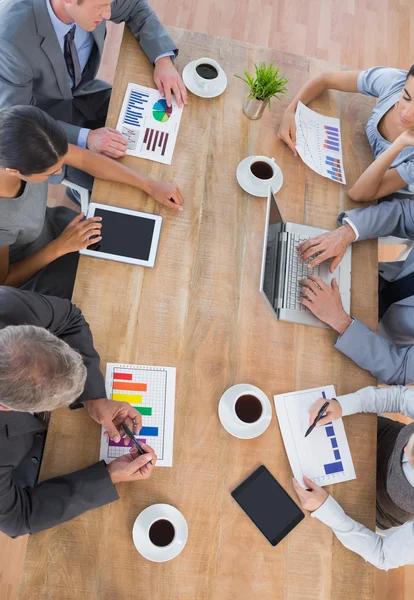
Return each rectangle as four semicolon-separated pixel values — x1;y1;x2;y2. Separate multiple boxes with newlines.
334;199;414;385
0;0;178;144
0;288;119;538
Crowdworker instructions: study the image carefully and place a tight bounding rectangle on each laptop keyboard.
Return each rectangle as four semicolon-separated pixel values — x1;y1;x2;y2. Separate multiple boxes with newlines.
286;234;316;311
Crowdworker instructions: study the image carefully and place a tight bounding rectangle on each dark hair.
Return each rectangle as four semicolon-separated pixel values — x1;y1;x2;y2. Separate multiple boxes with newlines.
0;106;68;175
406;66;414;81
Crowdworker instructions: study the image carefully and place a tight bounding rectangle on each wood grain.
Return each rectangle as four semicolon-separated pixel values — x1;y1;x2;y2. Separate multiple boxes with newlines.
15;28;378;600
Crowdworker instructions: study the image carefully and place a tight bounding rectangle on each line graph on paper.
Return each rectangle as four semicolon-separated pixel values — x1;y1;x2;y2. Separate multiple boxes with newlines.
295;108;324;173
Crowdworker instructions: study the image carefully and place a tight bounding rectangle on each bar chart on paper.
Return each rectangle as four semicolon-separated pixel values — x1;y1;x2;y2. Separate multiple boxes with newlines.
99;363;176;467
274;385;356;488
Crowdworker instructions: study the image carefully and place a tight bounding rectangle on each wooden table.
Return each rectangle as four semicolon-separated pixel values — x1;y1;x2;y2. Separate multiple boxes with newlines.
17;27;378;600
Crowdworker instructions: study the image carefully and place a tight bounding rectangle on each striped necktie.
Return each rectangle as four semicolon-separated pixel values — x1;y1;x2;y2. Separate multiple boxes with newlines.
63;25;82;89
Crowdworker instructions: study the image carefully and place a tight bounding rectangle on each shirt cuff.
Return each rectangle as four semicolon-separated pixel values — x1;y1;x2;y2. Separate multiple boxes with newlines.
311;495;348;528
342;217;359;241
77;128;90;149
154;52;175;64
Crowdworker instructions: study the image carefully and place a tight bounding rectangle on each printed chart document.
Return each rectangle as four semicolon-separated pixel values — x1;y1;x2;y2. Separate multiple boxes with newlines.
274;385;356;488
100;363;176;467
295;101;346;184
116;83;183;165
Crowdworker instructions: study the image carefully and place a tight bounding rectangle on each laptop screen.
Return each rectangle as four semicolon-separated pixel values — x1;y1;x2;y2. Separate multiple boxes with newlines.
262;192;284;311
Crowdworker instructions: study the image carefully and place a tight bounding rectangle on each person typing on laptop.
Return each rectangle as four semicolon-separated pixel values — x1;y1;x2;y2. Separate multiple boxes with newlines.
298;199;414;385
292;385;414;570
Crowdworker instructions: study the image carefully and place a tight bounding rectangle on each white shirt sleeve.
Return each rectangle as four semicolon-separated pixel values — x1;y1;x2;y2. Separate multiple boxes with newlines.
342;217;359;240
337;386;414;419
312;495;414;570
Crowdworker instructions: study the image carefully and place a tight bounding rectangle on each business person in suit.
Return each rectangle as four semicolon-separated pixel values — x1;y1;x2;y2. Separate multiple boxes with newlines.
297;199;414;385
0;0;187;188
0;287;157;538
293;386;414;570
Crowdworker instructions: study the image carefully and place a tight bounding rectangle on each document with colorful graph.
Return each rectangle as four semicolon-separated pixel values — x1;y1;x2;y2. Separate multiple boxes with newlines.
274;385;356;488
100;363;176;467
295;101;346;184
116;83;183;165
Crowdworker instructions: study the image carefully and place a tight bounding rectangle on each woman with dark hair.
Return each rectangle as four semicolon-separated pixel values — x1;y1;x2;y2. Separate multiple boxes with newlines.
0;106;184;299
278;66;414;202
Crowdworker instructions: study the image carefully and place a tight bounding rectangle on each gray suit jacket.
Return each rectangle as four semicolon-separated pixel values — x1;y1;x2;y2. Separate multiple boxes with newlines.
0;288;119;538
334;199;414;385
0;0;178;144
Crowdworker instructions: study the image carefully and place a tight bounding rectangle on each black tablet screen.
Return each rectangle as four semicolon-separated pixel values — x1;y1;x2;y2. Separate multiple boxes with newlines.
231;465;304;546
90;209;156;261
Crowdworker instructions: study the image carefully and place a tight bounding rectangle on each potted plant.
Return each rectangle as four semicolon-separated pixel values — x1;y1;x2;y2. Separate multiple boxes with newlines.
235;62;289;120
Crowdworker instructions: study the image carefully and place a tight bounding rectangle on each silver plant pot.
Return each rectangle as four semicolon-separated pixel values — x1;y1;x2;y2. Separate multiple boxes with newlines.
243;97;267;120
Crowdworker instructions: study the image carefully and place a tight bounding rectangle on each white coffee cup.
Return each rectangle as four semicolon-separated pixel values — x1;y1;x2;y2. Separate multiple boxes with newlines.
247;156;277;188
194;57;221;91
233;391;265;427
132;504;188;563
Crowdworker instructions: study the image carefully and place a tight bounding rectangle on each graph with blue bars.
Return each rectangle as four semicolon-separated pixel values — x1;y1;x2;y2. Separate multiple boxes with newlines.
123;89;149;127
321;392;344;475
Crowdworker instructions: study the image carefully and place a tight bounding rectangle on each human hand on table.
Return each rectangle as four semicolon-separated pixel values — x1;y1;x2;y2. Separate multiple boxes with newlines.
54;213;102;256
297;224;356;273
299;275;353;334
87;127;128;159
154;56;188;109
308;398;342;428
108;444;157;484
292;477;329;512
277;109;297;156
83;398;142;443
148;180;184;211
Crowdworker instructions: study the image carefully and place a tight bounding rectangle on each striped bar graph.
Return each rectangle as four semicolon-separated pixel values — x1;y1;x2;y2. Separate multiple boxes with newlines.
113;381;147;392
112;393;142;404
323;125;340;152
123;90;149;127
322;389;344;476
143;128;169;156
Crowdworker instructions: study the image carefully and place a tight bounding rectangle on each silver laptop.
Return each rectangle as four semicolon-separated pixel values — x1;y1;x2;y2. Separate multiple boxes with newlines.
259;187;351;328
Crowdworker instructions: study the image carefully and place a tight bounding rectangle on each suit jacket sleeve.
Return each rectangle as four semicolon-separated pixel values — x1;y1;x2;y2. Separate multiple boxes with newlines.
0;459;119;538
338;198;414;241
110;0;178;64
334;318;414;385
0;39;34;108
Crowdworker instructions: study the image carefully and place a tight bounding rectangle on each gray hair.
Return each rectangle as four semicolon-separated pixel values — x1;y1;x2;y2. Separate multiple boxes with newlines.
0;325;87;412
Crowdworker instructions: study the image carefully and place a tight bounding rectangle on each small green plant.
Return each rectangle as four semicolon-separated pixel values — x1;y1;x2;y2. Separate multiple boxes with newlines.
235;62;289;107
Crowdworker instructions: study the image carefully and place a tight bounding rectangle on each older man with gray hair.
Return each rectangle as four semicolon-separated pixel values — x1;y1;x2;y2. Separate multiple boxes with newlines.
0;287;156;538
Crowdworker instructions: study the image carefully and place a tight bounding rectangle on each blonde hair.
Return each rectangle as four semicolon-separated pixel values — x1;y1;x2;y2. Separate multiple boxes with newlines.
406;433;414;468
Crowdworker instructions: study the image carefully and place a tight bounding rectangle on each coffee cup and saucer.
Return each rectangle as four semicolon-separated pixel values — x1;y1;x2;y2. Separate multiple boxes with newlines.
218;383;272;439
182;57;228;99
236;155;283;197
132;503;188;562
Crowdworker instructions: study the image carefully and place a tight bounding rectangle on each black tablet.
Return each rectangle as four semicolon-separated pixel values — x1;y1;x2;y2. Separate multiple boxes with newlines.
231;465;304;546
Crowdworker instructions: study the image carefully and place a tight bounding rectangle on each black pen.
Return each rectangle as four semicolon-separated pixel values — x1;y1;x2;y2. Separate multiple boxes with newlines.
121;421;153;465
305;394;330;438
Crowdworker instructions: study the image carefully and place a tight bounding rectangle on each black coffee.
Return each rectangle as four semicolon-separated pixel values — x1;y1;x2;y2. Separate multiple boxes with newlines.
250;161;274;180
149;519;175;547
235;394;263;423
195;63;219;80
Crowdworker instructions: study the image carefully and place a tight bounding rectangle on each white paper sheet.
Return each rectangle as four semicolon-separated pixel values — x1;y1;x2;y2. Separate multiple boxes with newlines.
274;385;356;488
295;101;346;184
116;83;183;165
99;363;176;467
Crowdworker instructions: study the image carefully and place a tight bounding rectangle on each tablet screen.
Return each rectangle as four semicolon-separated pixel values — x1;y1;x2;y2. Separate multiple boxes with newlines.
231;465;304;546
90;208;156;261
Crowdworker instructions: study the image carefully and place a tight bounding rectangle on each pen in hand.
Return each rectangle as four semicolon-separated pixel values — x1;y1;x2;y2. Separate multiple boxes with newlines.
121;421;153;465
305;391;330;438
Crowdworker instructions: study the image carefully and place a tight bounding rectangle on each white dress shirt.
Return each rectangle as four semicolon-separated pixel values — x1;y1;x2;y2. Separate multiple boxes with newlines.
311;385;414;570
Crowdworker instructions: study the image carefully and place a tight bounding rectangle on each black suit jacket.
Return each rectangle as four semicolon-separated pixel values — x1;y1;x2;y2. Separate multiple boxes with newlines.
0;288;119;538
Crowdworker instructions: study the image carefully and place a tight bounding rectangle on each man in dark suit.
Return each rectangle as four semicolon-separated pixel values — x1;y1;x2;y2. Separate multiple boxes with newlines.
0;287;156;538
0;0;187;188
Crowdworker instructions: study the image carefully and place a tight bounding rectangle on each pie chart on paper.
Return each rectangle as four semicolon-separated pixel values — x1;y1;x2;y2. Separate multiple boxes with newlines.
152;99;173;123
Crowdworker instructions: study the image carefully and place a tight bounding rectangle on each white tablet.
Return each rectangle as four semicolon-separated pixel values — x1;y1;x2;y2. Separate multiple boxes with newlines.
79;202;162;268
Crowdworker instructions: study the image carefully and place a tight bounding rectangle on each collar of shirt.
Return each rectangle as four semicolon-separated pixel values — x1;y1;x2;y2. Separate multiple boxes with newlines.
46;0;74;49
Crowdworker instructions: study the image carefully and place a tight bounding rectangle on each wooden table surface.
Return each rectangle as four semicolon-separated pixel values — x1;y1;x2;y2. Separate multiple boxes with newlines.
17;27;378;600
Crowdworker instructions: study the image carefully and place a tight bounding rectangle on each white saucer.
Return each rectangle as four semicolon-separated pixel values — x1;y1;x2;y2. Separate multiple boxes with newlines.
236;157;283;197
132;504;188;563
182;61;228;98
218;383;272;440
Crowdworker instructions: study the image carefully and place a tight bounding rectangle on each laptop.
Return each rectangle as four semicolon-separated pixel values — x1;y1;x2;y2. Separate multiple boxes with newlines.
259;187;351;328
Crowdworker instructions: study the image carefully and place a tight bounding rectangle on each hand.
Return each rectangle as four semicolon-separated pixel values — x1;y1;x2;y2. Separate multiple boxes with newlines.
83;398;142;444
148;180;184;211
308;398;342;427
107;444;157;484
54;213;102;256
299;275;353;334
154;56;188;108
87;127;128;159
397;127;414;148
298;224;356;273
292;476;329;512
277;109;297;156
